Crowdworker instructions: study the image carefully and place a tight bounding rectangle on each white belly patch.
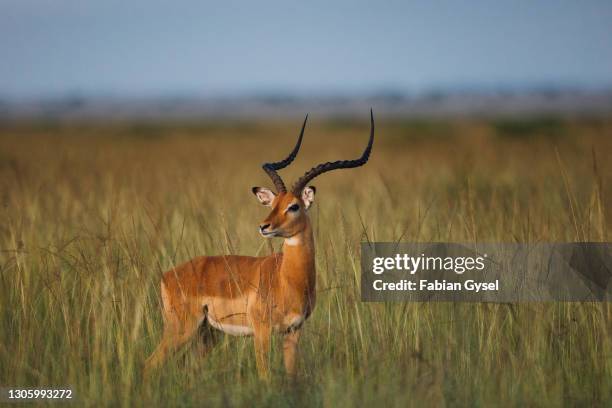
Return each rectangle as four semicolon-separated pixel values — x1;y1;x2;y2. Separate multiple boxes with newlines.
285;314;306;331
207;316;254;336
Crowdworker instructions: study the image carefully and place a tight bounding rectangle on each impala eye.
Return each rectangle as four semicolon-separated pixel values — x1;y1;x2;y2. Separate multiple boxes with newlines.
287;204;300;212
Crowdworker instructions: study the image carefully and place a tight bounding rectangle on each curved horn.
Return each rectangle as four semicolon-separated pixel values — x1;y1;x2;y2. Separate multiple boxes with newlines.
292;109;374;194
262;114;308;193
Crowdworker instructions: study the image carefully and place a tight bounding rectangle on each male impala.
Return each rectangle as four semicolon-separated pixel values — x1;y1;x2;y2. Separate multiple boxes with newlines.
144;111;374;379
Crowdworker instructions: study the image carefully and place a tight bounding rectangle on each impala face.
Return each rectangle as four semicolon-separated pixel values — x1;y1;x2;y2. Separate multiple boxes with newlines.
252;186;316;238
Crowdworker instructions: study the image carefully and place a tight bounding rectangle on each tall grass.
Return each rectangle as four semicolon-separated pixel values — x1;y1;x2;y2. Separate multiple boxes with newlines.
0;117;610;406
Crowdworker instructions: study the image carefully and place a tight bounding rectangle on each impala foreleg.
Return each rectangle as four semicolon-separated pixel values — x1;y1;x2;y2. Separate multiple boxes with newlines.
282;329;301;377
253;323;272;380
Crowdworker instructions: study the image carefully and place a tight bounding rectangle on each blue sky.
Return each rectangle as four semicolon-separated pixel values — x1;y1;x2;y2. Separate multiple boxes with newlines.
1;0;611;98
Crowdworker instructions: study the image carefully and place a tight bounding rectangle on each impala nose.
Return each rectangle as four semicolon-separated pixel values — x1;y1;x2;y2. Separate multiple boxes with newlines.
259;223;271;233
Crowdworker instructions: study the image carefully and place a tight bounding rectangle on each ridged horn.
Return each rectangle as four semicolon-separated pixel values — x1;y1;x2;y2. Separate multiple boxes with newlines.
261;114;308;192
291;109;374;194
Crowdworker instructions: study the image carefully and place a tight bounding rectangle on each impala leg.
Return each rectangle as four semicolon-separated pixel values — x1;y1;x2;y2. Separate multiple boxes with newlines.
143;329;172;377
144;308;202;378
194;320;220;358
253;325;272;381
283;329;301;377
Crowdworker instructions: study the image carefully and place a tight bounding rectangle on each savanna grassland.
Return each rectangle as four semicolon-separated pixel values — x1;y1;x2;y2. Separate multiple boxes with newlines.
0;116;610;407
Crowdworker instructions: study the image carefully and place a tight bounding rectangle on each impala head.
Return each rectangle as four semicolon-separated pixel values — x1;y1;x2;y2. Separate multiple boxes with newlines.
252;186;316;238
252;110;375;239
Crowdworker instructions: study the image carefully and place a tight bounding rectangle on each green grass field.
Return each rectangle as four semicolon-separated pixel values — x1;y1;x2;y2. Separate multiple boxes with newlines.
0;117;610;406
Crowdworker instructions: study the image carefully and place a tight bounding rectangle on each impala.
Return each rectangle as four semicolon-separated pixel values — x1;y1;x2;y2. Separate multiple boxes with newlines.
144;111;374;379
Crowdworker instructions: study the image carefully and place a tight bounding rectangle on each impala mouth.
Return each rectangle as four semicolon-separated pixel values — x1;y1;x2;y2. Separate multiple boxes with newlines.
259;230;279;238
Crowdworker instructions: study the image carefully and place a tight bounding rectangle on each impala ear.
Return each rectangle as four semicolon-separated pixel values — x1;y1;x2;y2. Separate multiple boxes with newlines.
252;187;276;206
301;186;316;210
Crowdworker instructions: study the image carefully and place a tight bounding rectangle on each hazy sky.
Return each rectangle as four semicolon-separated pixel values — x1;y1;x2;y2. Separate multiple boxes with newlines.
1;0;612;98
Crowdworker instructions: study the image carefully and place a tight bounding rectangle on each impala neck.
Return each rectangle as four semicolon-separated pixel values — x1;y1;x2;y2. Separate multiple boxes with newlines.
279;220;315;285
